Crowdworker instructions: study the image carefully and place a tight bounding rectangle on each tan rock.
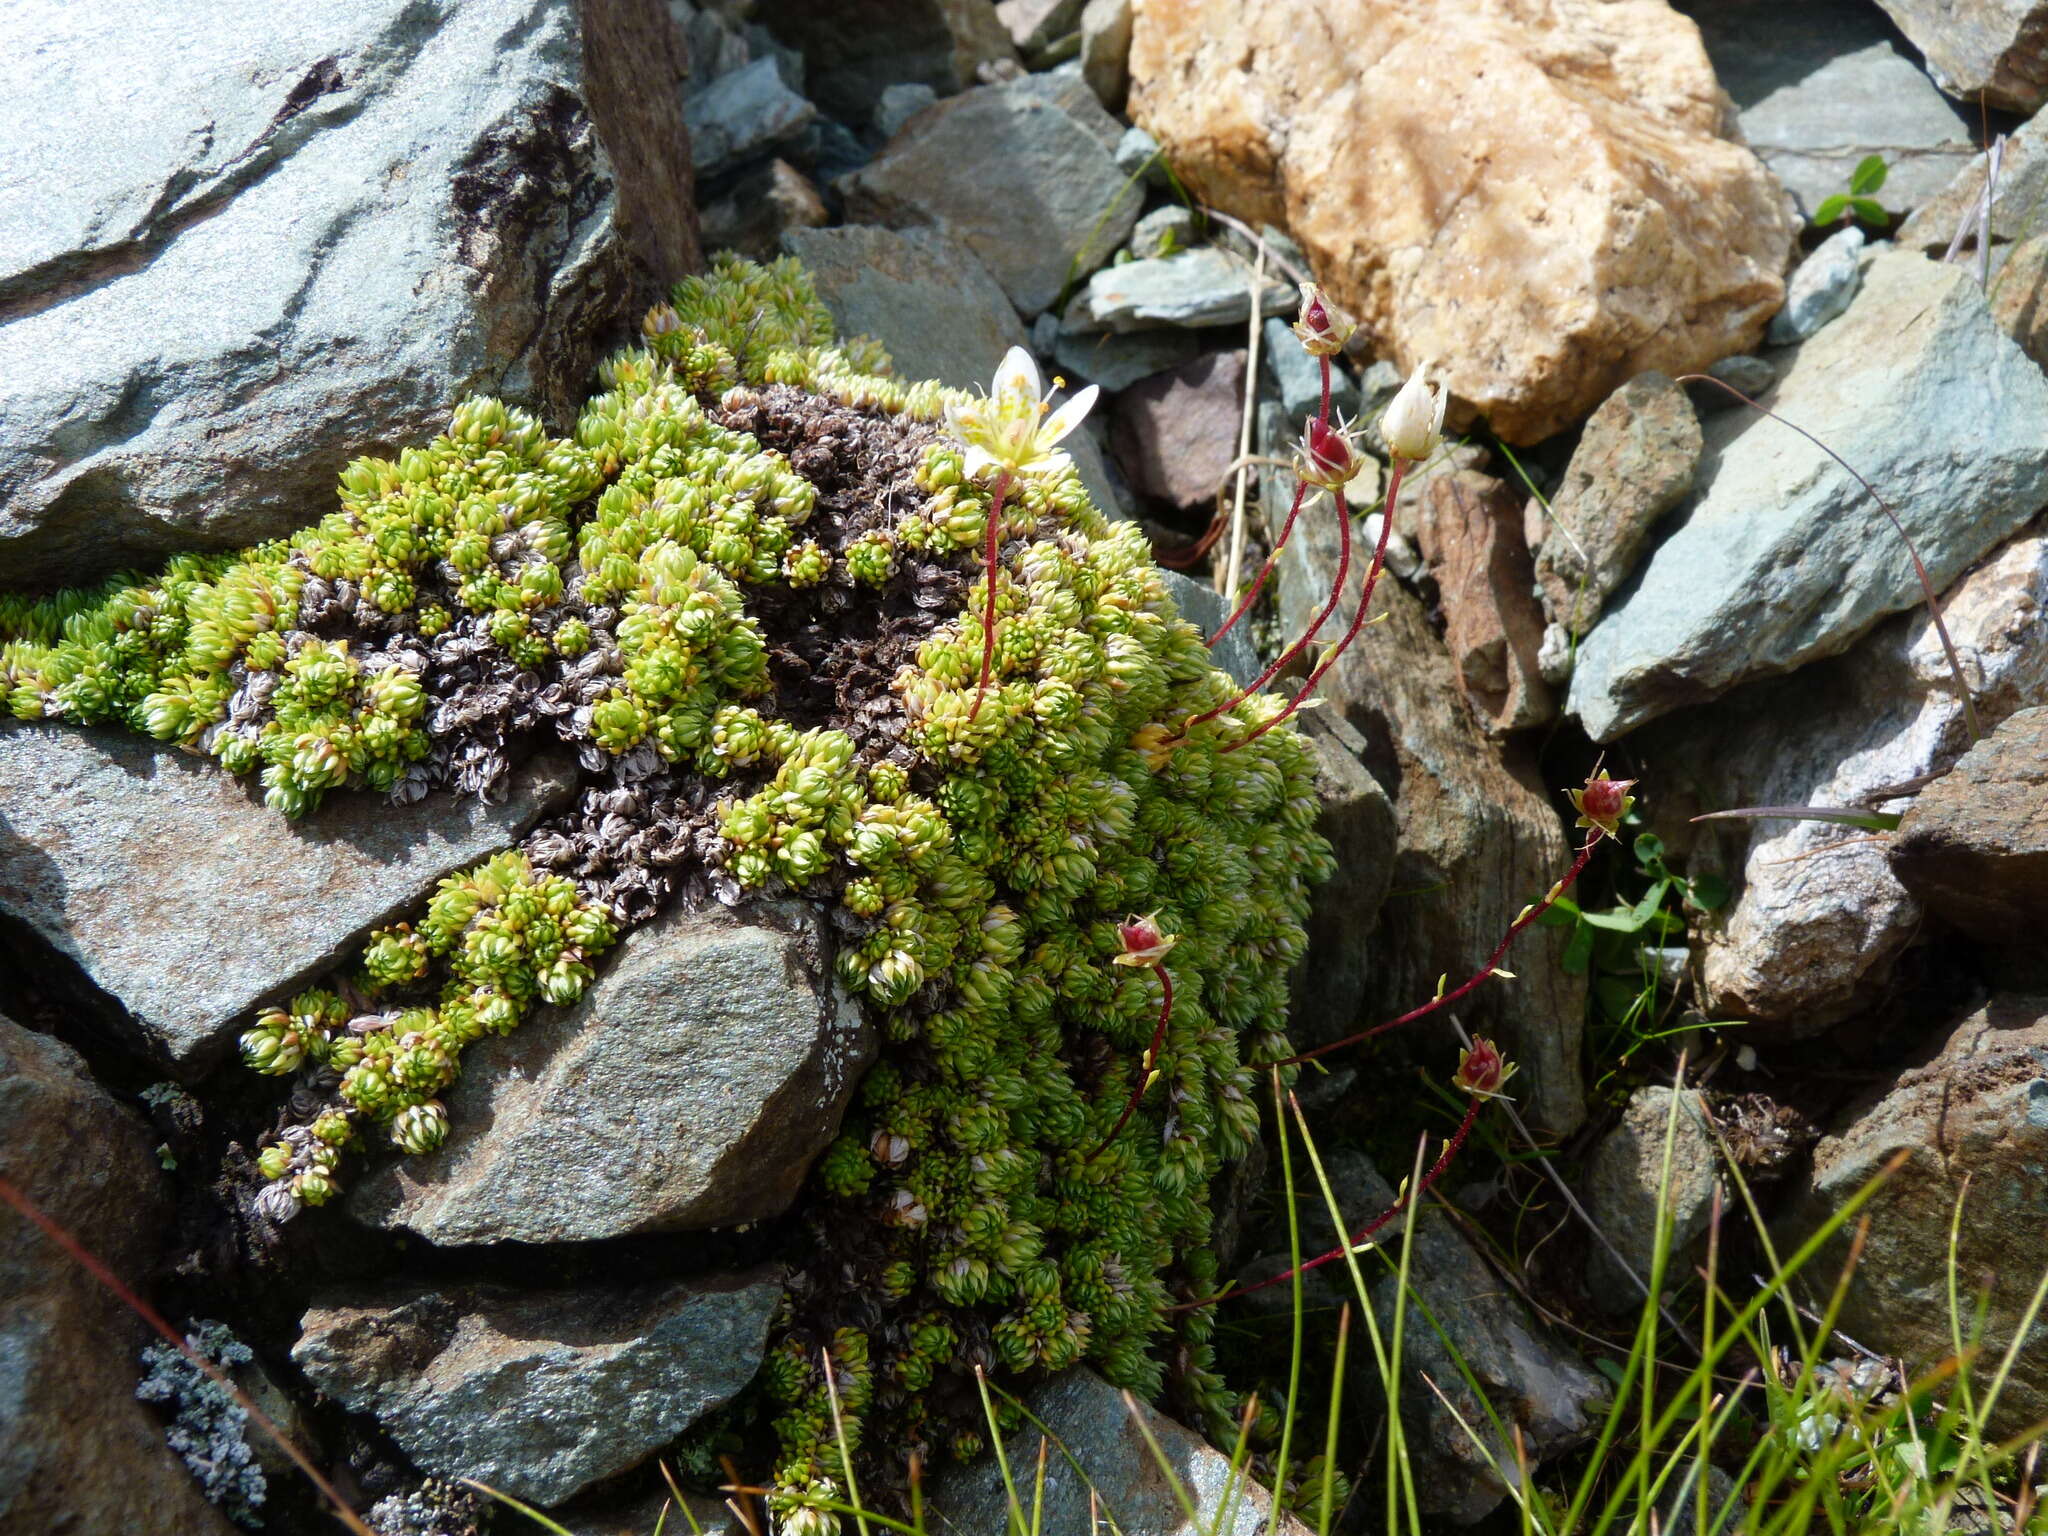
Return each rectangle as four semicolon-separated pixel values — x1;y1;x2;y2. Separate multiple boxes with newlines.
1128;0;1796;443
1412;468;1554;733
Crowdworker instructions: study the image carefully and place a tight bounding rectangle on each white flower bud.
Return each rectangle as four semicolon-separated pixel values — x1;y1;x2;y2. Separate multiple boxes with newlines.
1380;360;1448;462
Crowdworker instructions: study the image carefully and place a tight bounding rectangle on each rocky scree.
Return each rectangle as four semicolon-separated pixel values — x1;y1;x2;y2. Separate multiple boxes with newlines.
0;255;1333;1525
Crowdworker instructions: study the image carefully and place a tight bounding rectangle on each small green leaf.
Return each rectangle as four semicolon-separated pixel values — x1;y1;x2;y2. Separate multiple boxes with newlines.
1632;832;1665;864
1688;872;1732;911
1812;193;1851;226
1849;154;1888;195
1581;906;1650;933
1627;877;1673;929
1849;196;1889;227
1534;898;1581;928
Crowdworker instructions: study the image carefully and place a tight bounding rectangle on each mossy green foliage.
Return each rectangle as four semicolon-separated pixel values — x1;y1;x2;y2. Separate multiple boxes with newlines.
0;255;1335;1518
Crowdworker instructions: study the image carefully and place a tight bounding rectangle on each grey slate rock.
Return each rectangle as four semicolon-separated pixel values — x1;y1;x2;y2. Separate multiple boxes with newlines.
0;0;698;589
351;901;871;1244
294;1270;782;1507
1157;570;1261;690
1129;204;1195;261
1583;1088;1720;1307
872;82;938;139
1288;711;1397;1050
0;1017;240;1536
1113;123;1168;185
840;74;1137;317
1633;522;2048;1032
1251;1150;1605;1524
1696;353;1776;405
1071;248;1294;333
1532;371;1701;637
1767;226;1866;344
1688;0;1978;220
684;56;817;176
1050;323;1201;392
1261;316;1362;422
0;727;577;1074
1870;0;2048;113
1568;251;2048;741
765;0;1018;123
927;1369;1314;1536
781;224;1028;392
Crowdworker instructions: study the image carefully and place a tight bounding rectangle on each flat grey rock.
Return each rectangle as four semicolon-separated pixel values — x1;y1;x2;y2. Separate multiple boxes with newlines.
1569;251;2048;741
1583;1088;1719;1306
839;73;1136;318
294;1270;782;1507
1051;322;1201;392
350;901;871;1244
872;81;938;140
1689;0;1978;220
1072;248;1294;333
926;1369;1313;1536
684;56;816;176
781;224;1028;392
1157;569;1261;689
0;726;577;1073
1129;203;1195;261
1636;522;2048;1032
1246;1150;1605;1524
0;0;696;588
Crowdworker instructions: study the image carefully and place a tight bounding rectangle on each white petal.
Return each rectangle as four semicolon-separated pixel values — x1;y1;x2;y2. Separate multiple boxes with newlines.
1037;384;1100;447
1021;447;1073;479
962;445;1001;479
992;346;1042;407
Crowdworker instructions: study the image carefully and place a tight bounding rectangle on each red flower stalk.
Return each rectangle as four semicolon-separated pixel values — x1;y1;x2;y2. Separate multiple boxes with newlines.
1275;768;1634;1069
1089;914;1180;1157
967;469;1013;722
1174;1041;1514;1311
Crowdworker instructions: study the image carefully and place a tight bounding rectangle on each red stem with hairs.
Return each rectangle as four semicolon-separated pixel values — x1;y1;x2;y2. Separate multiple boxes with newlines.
1275;832;1600;1069
1173;1092;1484;1311
1089;963;1174;1158
967;469;1015;723
1210;355;1333;646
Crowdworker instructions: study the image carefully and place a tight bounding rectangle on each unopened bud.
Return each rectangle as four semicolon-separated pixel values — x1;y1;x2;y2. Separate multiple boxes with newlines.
1451;1037;1518;1100
1291;283;1356;357
1299;417;1362;491
1112;912;1178;967
1569;769;1638;839
1380;360;1448;462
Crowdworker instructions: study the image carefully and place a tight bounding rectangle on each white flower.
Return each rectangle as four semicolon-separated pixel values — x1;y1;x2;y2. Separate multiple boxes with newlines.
1380;359;1448;462
944;346;1100;480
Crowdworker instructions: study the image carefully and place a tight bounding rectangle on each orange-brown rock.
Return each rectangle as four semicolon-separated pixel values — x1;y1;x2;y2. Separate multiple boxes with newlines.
1128;0;1797;442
